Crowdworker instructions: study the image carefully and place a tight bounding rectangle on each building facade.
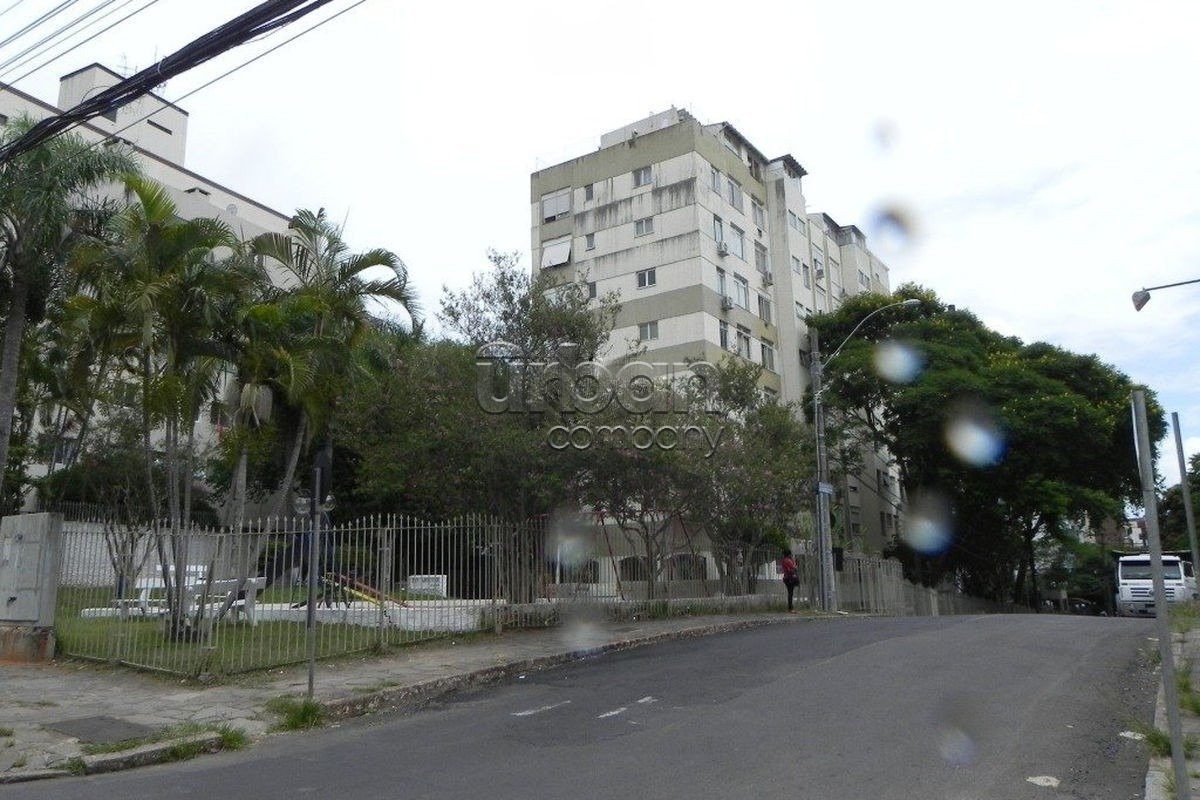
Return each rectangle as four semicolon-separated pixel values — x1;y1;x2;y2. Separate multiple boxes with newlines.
530;108;902;552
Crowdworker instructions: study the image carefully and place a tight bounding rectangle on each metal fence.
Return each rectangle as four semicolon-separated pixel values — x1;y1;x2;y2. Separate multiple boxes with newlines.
53;512;1013;677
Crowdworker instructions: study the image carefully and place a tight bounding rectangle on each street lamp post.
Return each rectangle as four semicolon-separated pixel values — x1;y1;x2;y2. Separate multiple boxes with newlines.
808;298;920;613
1132;278;1200;311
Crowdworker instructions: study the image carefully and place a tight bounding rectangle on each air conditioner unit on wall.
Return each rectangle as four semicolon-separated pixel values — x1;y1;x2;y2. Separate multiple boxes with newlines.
762;270;774;286
720;295;734;312
716;241;730;257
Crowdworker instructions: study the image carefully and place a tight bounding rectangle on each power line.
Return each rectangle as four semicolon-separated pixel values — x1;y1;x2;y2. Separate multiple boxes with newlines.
0;0;33;20
0;0;123;75
2;0;162;84
0;0;85;51
2;0;370;177
0;0;345;162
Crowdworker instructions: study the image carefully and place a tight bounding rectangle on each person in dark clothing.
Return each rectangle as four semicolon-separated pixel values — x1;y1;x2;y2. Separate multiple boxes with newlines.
781;549;799;612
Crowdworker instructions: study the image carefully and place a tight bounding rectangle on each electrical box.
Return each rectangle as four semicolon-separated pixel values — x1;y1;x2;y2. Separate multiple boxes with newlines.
0;513;62;627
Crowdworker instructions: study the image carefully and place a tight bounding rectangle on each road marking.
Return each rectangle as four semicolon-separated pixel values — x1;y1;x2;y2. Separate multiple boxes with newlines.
1026;776;1060;788
1119;730;1146;741
636;696;657;704
511;701;571;717
597;706;628;719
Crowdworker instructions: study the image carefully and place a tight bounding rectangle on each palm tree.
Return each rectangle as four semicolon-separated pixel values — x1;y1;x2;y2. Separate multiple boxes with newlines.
0;117;135;503
82;175;255;637
250;208;420;515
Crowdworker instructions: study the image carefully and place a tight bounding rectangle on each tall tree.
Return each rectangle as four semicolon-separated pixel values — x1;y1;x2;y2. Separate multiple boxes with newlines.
249;208;420;514
0;117;134;502
808;284;1164;603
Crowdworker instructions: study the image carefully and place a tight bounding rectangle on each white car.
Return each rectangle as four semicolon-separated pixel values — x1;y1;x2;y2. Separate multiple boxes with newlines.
1115;554;1199;617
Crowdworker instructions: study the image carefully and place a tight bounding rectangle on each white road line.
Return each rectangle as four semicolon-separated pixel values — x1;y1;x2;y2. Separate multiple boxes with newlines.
636;696;657;704
597;706;628;719
1026;776;1060;788
511;700;571;717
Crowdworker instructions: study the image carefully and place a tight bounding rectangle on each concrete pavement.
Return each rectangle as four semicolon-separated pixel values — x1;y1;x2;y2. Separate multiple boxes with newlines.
2;614;1158;799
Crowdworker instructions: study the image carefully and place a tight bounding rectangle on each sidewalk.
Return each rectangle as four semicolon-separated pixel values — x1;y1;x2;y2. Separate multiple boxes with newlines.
0;611;809;781
1146;625;1200;799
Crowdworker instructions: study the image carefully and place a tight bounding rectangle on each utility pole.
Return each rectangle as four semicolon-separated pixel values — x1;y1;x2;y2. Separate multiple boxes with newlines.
809;329;837;612
1134;390;1191;800
1172;412;1200;575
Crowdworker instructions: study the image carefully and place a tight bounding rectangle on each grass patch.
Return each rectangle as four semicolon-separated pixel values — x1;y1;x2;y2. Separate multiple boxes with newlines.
1133;720;1200;758
265;696;325;731
0;726;13;737
78;722;247;755
1172;601;1200;633
64;756;86;775
11;755;26;769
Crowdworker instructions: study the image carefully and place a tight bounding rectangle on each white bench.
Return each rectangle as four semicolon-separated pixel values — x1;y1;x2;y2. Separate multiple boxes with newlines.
120;567;266;625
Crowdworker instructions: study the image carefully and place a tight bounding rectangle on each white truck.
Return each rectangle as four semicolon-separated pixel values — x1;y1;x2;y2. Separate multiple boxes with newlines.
1116;554;1198;617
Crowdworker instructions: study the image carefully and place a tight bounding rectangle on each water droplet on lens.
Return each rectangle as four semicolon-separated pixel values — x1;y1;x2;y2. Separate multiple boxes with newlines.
869;204;917;256
945;407;1004;466
937;726;978;766
873;340;923;384
903;492;952;555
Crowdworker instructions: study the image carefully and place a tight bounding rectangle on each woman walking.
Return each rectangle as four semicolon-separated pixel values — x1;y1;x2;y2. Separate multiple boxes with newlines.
781;549;799;613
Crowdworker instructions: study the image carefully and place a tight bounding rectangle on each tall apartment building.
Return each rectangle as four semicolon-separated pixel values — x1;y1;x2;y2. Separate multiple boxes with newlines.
530;108;902;552
1;64;293;503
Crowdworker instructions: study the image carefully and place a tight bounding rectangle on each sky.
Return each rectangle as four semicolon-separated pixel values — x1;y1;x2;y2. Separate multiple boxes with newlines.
5;0;1200;482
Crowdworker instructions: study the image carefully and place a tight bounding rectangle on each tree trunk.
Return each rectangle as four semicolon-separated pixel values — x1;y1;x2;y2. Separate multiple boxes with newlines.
1026;529;1040;613
270;411;306;518
0;274;31;505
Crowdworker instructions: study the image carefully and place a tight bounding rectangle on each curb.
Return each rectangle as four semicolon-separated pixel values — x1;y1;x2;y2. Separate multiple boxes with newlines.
1145;631;1190;800
320;615;806;722
0;768;72;784
79;732;226;775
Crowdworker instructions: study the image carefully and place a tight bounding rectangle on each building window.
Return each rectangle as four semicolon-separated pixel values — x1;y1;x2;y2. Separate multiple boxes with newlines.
637;268;657;288
735;325;752;358
638;320;659;341
585;183;594;201
719;320;729;349
733;275;750;309
796;217;806;235
0;113;8;126
716;268;727;296
729;226;745;259
754;242;769;274
540;235;571;269
713;215;724;243
752;200;765;229
758;295;772;325
587;281;597;299
812;250;825;279
147;119;172;135
795;301;805;321
634;217;654;236
788;210;799;231
711;166;721;195
585;233;595;250
726;178;743;210
802;263;811;288
633;166;652;187
541;188;571;223
761;341;776;372
859;270;869;287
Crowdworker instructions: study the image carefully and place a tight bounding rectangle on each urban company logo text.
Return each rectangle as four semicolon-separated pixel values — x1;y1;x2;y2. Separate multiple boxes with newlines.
475;342;726;457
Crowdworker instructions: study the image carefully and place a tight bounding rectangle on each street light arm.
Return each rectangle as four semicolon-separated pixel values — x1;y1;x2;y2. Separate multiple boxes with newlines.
821;298;920;368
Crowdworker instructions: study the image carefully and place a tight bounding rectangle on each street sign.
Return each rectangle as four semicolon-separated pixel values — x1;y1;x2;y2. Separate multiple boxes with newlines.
817;482;835;495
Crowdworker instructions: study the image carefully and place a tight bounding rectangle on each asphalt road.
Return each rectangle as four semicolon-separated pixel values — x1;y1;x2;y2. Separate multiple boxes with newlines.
7;615;1157;800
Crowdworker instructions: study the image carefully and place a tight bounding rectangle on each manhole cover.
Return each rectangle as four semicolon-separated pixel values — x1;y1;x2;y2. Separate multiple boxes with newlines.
44;716;155;744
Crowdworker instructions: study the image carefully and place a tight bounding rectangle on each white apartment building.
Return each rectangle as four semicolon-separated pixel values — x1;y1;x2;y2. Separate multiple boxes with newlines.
530;108;902;552
1;64;293;502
